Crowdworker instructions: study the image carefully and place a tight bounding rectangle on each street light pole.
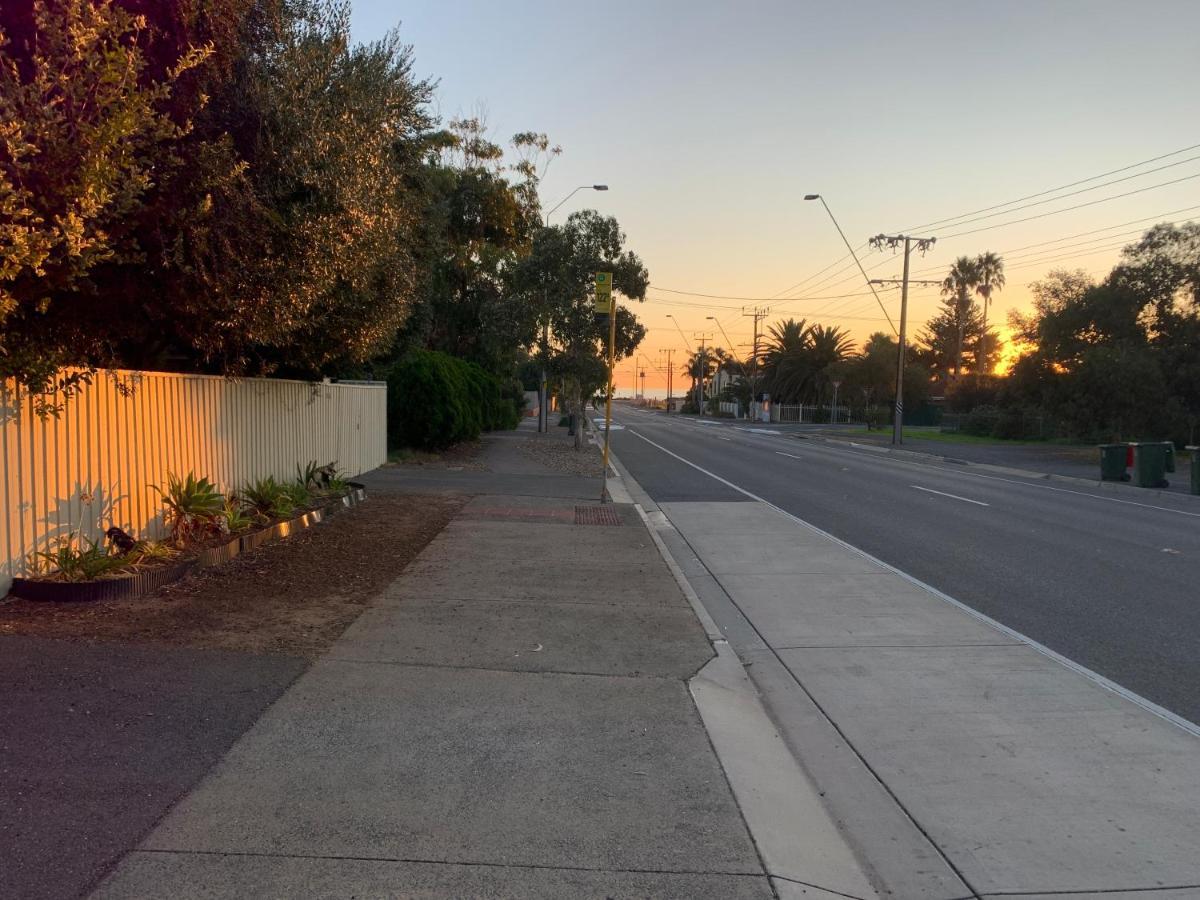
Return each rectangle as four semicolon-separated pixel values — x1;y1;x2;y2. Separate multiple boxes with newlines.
706;315;739;416
693;332;713;416
537;184;609;433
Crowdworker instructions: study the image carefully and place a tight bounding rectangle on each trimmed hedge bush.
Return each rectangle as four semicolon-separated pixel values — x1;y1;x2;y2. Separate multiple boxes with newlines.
387;350;521;450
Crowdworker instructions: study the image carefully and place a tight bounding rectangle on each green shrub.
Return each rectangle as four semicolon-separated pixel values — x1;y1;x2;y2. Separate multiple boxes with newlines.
35;534;130;581
961;405;1001;437
241;476;294;518
387;350;519;450
153;472;225;545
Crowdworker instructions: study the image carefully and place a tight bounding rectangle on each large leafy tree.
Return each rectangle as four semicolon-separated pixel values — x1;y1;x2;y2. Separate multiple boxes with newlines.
837;331;930;417
1003;224;1200;440
2;0;435;397
398;118;555;375
0;0;210;394
177;1;433;376
510;209;648;444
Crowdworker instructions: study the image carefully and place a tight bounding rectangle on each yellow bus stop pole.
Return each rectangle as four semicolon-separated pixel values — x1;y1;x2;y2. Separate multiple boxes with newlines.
601;296;617;503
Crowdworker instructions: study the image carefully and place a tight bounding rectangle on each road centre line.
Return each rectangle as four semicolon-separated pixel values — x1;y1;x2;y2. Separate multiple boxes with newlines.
627;426;1200;739
911;485;990;507
776;451;803;460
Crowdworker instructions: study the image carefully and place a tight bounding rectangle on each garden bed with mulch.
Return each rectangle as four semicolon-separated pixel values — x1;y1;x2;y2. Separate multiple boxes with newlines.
518;430;605;476
387;440;490;470
0;493;465;658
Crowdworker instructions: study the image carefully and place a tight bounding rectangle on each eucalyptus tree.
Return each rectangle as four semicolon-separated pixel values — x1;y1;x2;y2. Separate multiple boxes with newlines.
510;210;649;446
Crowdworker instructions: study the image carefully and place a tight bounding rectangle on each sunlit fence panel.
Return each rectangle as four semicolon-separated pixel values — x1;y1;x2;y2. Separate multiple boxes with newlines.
0;370;386;594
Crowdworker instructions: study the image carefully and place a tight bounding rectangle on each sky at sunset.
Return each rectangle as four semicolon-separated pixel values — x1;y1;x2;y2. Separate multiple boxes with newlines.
351;1;1200;393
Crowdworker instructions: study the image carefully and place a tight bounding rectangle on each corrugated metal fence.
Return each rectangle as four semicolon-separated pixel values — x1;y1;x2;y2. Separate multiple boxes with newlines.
1;369;386;594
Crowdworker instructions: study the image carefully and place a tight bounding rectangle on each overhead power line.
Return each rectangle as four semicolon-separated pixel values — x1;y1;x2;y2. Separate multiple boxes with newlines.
912;203;1200;272
899;154;1200;234
768;250;856;299
939;172;1200;240
648;286;887;302
900;142;1200;232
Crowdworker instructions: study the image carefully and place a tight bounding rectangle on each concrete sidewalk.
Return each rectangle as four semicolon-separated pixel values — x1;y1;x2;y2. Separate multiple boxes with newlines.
631;484;1200;898
94;427;878;899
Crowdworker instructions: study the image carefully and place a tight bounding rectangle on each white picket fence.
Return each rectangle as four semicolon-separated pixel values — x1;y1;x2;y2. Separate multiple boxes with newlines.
1;369;387;594
770;404;851;424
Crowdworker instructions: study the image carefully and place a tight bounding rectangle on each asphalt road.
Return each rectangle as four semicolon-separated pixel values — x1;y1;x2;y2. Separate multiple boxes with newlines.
608;405;1200;725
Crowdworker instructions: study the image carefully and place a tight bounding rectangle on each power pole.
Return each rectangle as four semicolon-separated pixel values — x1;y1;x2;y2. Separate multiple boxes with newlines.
743;306;768;420
868;233;937;445
638;368;646;400
660;349;675;413
693;332;713;416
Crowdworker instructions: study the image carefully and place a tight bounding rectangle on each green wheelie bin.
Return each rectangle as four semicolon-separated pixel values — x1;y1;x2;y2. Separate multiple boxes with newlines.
1161;441;1176;473
1131;442;1169;489
1098;443;1130;482
1187;446;1200;495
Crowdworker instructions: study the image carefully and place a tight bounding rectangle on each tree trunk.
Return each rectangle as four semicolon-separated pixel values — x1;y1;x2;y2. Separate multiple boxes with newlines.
573;383;585;450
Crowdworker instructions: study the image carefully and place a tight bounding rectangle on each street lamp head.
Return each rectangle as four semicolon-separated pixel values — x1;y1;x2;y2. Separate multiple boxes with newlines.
705;316;715;321
803;194;820;201
593;184;609;191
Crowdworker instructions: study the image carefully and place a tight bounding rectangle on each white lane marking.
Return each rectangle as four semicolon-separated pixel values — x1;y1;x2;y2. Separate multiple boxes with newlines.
911;485;990;507
776;451;803;460
743;431;1200;520
938;467;1200;518
628;427;1200;739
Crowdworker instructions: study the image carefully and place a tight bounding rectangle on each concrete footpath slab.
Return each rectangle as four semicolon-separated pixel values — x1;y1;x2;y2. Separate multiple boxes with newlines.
661;498;1200;897
94;444;785;897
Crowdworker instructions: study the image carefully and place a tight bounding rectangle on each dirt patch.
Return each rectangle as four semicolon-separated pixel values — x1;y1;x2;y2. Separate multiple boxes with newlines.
387;440;489;470
0;493;465;658
518;431;605;476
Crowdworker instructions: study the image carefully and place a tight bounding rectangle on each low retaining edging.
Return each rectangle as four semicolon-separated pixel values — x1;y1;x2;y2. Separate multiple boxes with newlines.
8;483;367;603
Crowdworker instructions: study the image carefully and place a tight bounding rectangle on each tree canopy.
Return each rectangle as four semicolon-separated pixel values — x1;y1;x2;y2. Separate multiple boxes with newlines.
1;0;650;437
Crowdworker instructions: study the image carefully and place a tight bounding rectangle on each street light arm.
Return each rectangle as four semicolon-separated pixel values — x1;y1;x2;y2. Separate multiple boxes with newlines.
544;184;609;224
665;314;692;352
805;194;897;334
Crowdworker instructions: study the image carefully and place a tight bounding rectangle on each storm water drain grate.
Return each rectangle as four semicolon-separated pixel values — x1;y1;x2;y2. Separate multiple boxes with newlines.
574;506;623;526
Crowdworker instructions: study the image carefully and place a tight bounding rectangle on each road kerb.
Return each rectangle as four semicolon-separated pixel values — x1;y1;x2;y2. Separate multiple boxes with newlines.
690;643;879;900
613;445;882;899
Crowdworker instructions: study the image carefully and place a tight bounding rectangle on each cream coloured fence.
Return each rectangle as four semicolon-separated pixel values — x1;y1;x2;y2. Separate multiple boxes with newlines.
1;369;386;594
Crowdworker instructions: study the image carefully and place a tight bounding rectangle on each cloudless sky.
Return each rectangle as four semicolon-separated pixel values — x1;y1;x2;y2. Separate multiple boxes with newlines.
351;0;1200;391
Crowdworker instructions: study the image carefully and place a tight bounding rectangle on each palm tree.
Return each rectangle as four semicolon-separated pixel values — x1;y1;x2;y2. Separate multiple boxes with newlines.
806;324;855;368
940;256;981;378
806;325;856;405
683;347;718;409
974;252;1005;374
760;318;810;402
